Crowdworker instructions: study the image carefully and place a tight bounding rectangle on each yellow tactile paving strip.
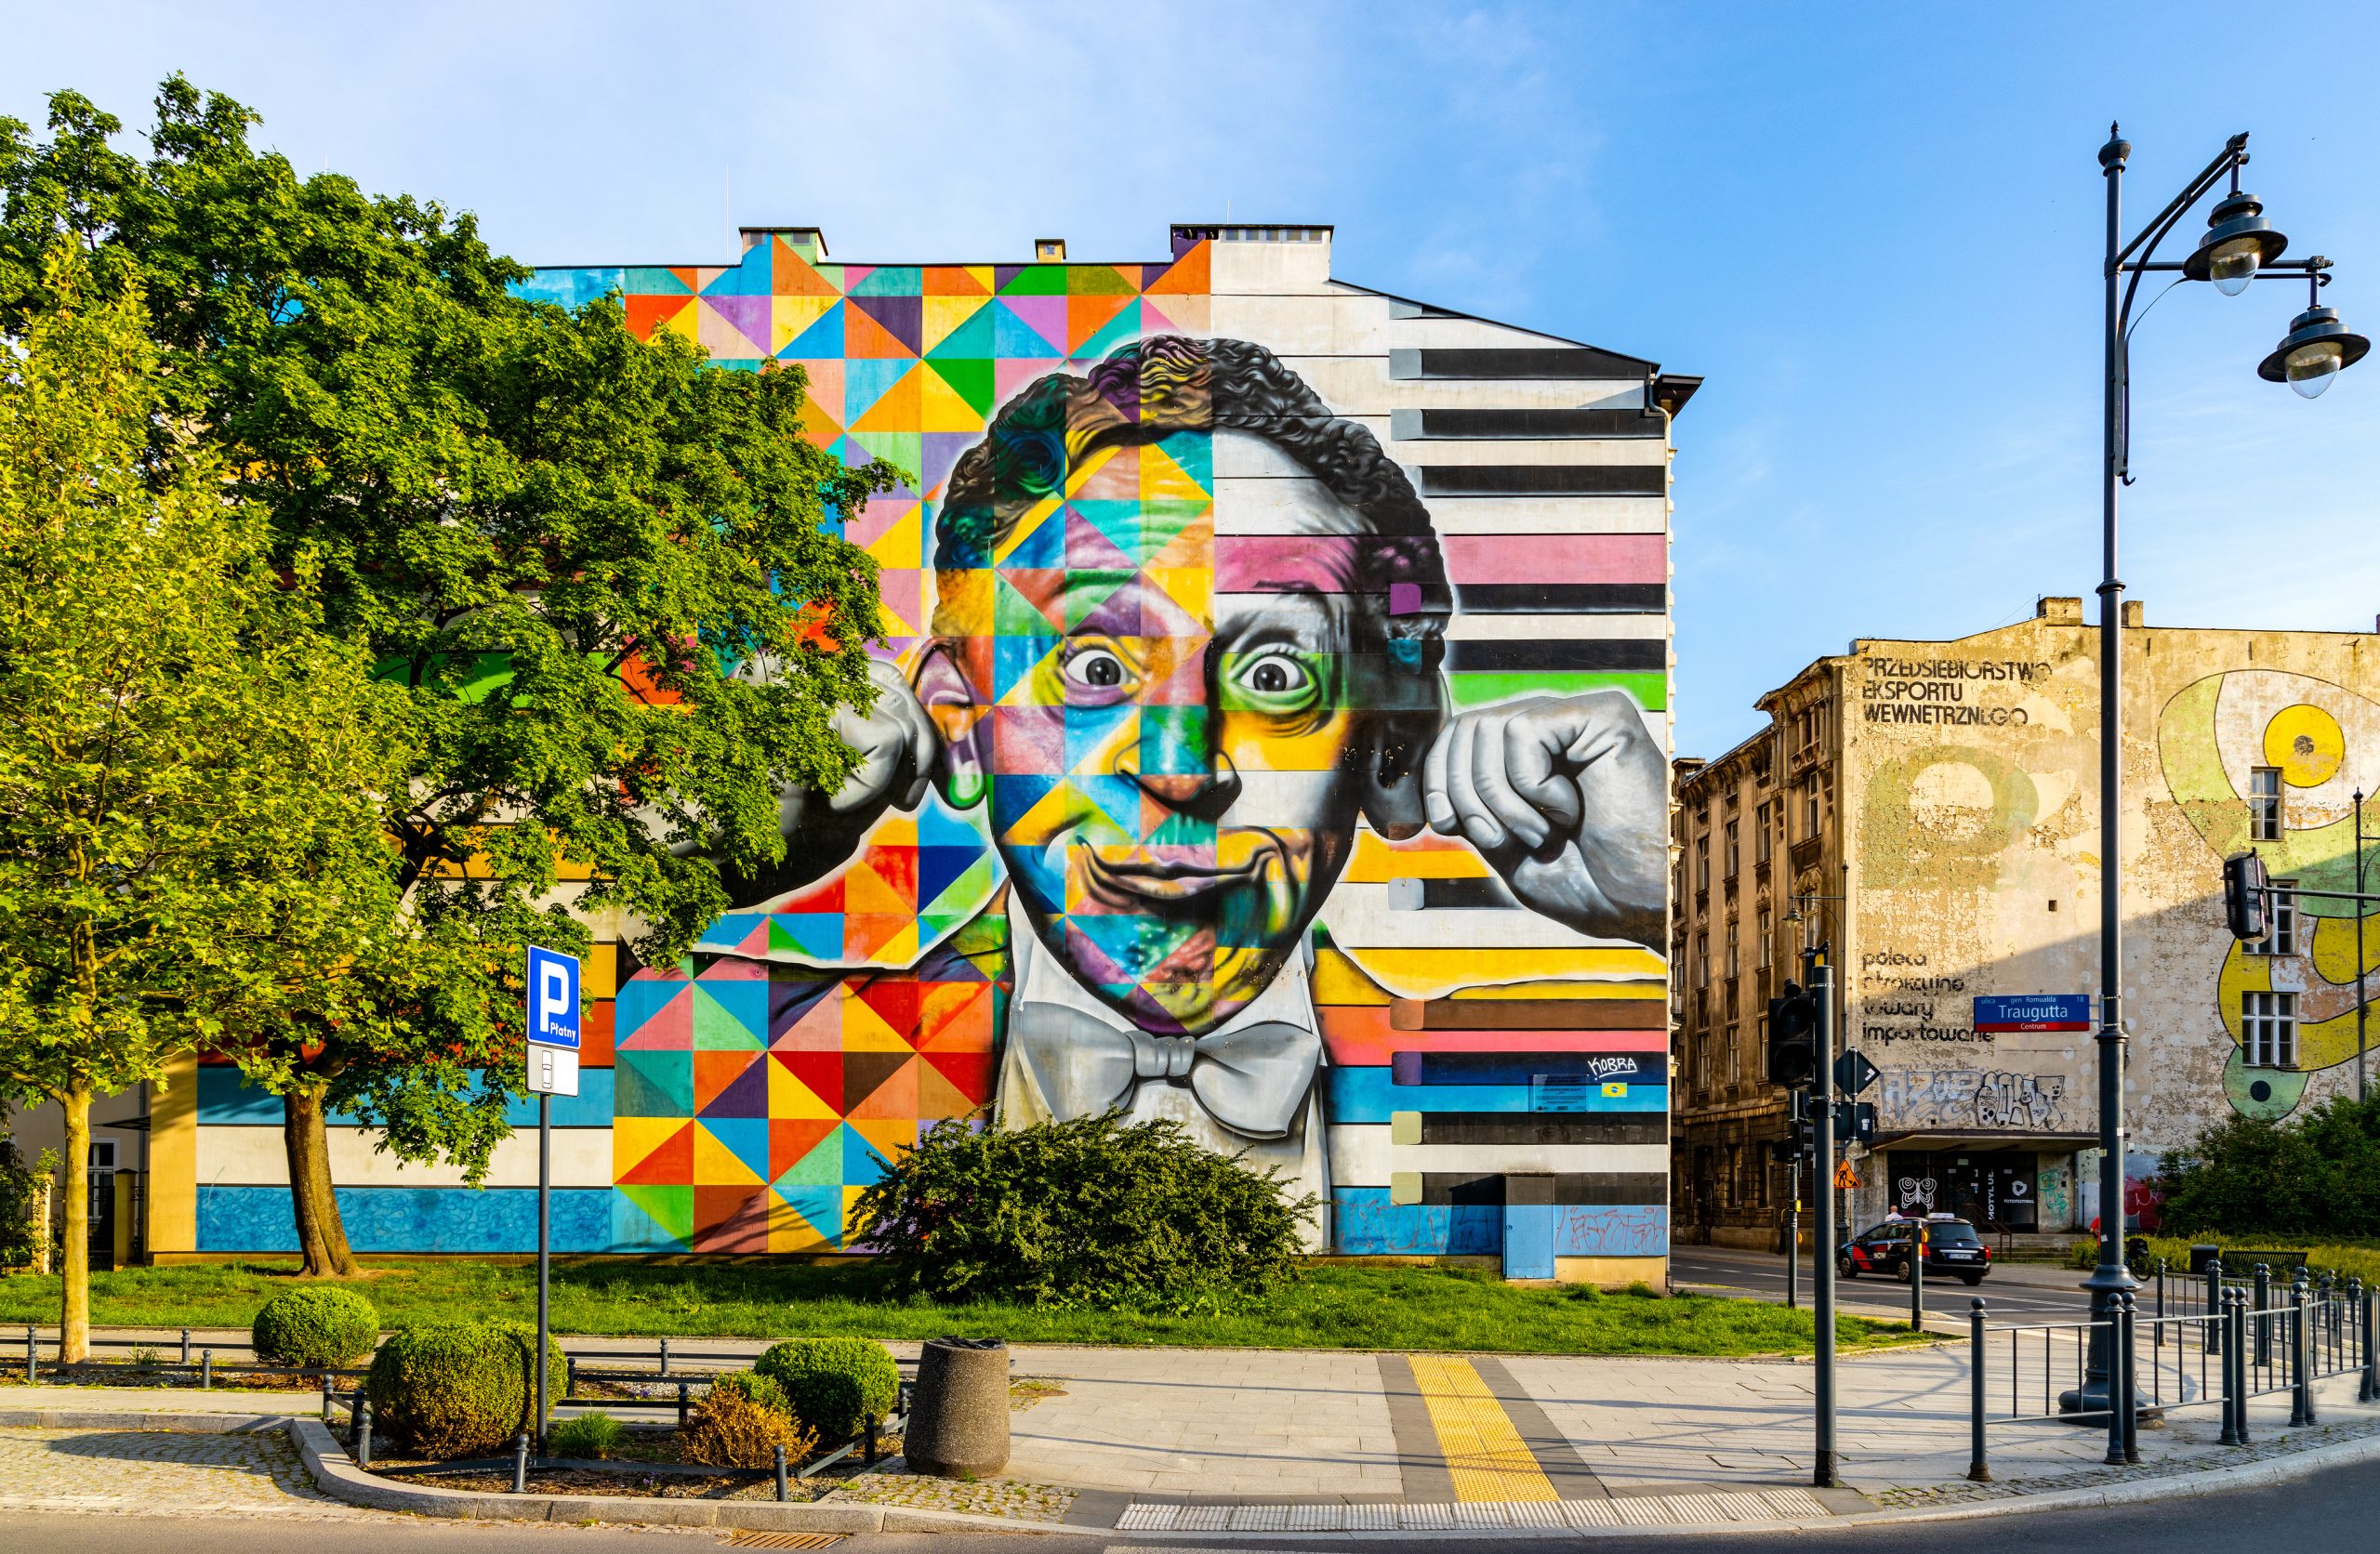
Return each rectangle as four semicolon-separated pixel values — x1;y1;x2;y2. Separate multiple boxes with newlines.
1407;1353;1560;1502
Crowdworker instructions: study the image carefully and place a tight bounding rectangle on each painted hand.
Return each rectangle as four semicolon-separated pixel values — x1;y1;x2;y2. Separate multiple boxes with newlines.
1421;691;1666;947
825;655;939;815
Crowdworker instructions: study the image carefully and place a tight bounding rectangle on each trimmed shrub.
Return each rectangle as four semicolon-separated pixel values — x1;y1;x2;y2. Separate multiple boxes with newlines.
364;1321;567;1458
852;1112;1314;1308
755;1337;900;1442
252;1284;380;1368
705;1368;792;1420
548;1411;628;1460
680;1387;816;1469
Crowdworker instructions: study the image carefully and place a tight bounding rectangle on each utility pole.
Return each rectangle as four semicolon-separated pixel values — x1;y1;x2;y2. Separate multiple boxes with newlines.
1811;951;1838;1488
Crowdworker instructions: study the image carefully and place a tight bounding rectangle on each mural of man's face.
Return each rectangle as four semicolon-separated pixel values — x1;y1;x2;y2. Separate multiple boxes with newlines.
922;426;1427;1035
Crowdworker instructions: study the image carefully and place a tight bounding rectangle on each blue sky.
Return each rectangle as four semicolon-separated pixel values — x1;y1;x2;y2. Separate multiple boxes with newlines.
10;2;2376;757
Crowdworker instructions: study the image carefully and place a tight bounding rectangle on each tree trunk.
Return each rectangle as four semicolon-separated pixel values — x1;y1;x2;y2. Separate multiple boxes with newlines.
60;1086;90;1363
284;1088;360;1278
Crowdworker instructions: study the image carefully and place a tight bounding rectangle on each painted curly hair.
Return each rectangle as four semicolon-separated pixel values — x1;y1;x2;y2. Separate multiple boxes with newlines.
930;336;1449;667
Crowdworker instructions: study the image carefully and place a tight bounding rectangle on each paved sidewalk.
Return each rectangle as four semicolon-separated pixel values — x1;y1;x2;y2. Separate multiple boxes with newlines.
9;1327;2380;1534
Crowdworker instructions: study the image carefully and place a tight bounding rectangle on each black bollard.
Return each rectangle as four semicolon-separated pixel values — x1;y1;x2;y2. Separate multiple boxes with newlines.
200;1350;212;1390
676;1379;690;1429
24;1325;35;1384
1965;1298;1990;1483
658;1336;670;1376
356;1402;374;1470
513;1431;530;1493
774;1443;789;1502
180;1328;192;1366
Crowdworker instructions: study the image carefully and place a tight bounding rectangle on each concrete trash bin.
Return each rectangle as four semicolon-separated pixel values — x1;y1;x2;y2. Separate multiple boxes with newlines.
905;1336;1009;1477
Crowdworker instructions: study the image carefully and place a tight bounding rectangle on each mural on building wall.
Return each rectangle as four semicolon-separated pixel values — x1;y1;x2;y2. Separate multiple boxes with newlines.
508;234;1676;1258
2161;668;2380;1120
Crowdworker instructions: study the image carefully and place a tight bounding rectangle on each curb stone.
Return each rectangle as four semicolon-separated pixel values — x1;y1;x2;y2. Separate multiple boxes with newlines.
8;1406;2380;1537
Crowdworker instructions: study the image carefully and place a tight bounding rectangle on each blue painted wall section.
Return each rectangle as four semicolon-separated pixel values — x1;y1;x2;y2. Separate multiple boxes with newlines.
1330;1188;1667;1258
197;1186;615;1253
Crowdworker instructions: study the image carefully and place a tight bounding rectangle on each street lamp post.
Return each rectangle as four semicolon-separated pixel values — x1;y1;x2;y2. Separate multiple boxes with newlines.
2068;125;2365;1436
2359;790;2369;1102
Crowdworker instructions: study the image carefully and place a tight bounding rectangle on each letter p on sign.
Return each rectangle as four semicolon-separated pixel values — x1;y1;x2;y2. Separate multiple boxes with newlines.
526;945;581;1097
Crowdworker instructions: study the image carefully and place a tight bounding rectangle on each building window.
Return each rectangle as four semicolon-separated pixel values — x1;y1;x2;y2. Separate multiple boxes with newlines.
1757;908;1773;968
2247;879;2297;956
2249;767;2284;841
1695;834;1710;891
1803;783;1821;840
1695;934;1709;988
1726;1021;1740;1083
1755;802;1772;863
1726;920;1739;979
2242;991;2297;1068
1724;819;1739;879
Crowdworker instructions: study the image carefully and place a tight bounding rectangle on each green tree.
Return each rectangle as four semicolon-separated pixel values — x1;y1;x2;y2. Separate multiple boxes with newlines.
0;248;410;1355
2160;1095;2380;1240
1;82;900;1272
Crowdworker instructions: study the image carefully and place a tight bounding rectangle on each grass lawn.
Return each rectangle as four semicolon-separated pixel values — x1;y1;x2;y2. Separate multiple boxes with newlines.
0;1258;1928;1357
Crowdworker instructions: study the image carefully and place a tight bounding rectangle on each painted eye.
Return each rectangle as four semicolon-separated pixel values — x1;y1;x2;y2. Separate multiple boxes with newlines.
1241;653;1311;695
1063;648;1128;690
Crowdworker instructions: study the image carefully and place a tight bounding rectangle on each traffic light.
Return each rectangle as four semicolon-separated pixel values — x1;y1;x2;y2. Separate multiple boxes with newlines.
1772;1119;1815;1161
2222;850;2268;941
1834;1100;1878;1146
1767;980;1820;1086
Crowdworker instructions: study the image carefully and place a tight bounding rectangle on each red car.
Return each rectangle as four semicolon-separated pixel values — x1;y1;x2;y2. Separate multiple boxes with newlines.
1839;1216;1992;1285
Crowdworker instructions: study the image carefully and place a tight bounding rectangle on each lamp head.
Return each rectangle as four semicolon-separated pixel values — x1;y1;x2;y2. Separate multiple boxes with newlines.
2184;191;2290;296
2259;303;2371;399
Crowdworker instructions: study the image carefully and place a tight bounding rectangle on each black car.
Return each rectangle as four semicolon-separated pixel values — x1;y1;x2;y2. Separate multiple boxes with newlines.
1839;1216;1992;1285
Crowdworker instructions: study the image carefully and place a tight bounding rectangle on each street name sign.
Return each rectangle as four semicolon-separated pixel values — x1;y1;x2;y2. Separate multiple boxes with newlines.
1973;994;2092;1034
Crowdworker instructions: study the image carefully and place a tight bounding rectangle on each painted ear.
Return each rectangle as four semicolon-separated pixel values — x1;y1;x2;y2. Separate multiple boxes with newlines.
1360;692;1448;842
911;639;987;810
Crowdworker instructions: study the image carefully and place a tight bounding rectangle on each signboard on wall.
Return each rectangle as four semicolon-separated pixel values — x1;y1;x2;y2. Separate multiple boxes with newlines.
1973;994;2092;1034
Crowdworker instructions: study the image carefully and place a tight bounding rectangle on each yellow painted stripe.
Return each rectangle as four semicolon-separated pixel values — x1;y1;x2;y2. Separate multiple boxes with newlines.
1408;1354;1559;1503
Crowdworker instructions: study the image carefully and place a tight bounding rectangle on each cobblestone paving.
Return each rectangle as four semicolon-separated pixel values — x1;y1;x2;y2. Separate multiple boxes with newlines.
0;1428;362;1517
821;1465;1077;1522
1870;1415;2380;1507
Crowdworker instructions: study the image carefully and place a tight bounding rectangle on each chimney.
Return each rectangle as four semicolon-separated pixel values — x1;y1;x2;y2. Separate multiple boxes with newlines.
2122;600;2145;628
2036;596;2084;624
1034;238;1066;261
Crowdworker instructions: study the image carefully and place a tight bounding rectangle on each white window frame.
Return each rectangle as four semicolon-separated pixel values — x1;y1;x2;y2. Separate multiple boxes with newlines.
1724;819;1739;879
2249;767;2284;842
1755;802;1773;863
1758;908;1774;968
2242;991;2298;1068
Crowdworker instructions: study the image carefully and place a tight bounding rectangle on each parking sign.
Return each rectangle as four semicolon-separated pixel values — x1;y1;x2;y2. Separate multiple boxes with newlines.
526;945;581;1098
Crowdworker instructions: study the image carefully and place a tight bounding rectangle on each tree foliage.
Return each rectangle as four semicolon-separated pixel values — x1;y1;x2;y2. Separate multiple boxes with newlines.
0;79;902;1271
854;1113;1316;1310
2159;1095;2380;1240
0;245;407;1347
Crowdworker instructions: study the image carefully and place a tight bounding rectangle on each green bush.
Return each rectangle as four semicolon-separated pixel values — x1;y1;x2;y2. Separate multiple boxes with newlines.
548;1411;628;1460
251;1284;380;1367
364;1321;567;1458
2160;1097;2380;1239
705;1368;792;1419
755;1337;900;1442
852;1112;1314;1308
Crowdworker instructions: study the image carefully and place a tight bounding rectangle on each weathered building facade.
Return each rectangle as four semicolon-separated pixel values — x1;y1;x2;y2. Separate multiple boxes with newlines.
1675;597;2380;1244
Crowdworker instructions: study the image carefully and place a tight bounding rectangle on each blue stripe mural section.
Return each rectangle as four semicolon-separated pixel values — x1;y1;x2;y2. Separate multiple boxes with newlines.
1331;1189;1667;1258
197;1186;615;1253
1325;1067;1664;1121
196;1066;615;1127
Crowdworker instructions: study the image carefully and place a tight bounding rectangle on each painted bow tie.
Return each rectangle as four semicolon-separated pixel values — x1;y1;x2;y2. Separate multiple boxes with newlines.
1007;999;1320;1139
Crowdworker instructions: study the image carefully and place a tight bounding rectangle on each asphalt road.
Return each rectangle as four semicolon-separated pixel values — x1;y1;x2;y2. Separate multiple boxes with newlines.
8;1452;2377;1551
1669;1244;2101;1324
